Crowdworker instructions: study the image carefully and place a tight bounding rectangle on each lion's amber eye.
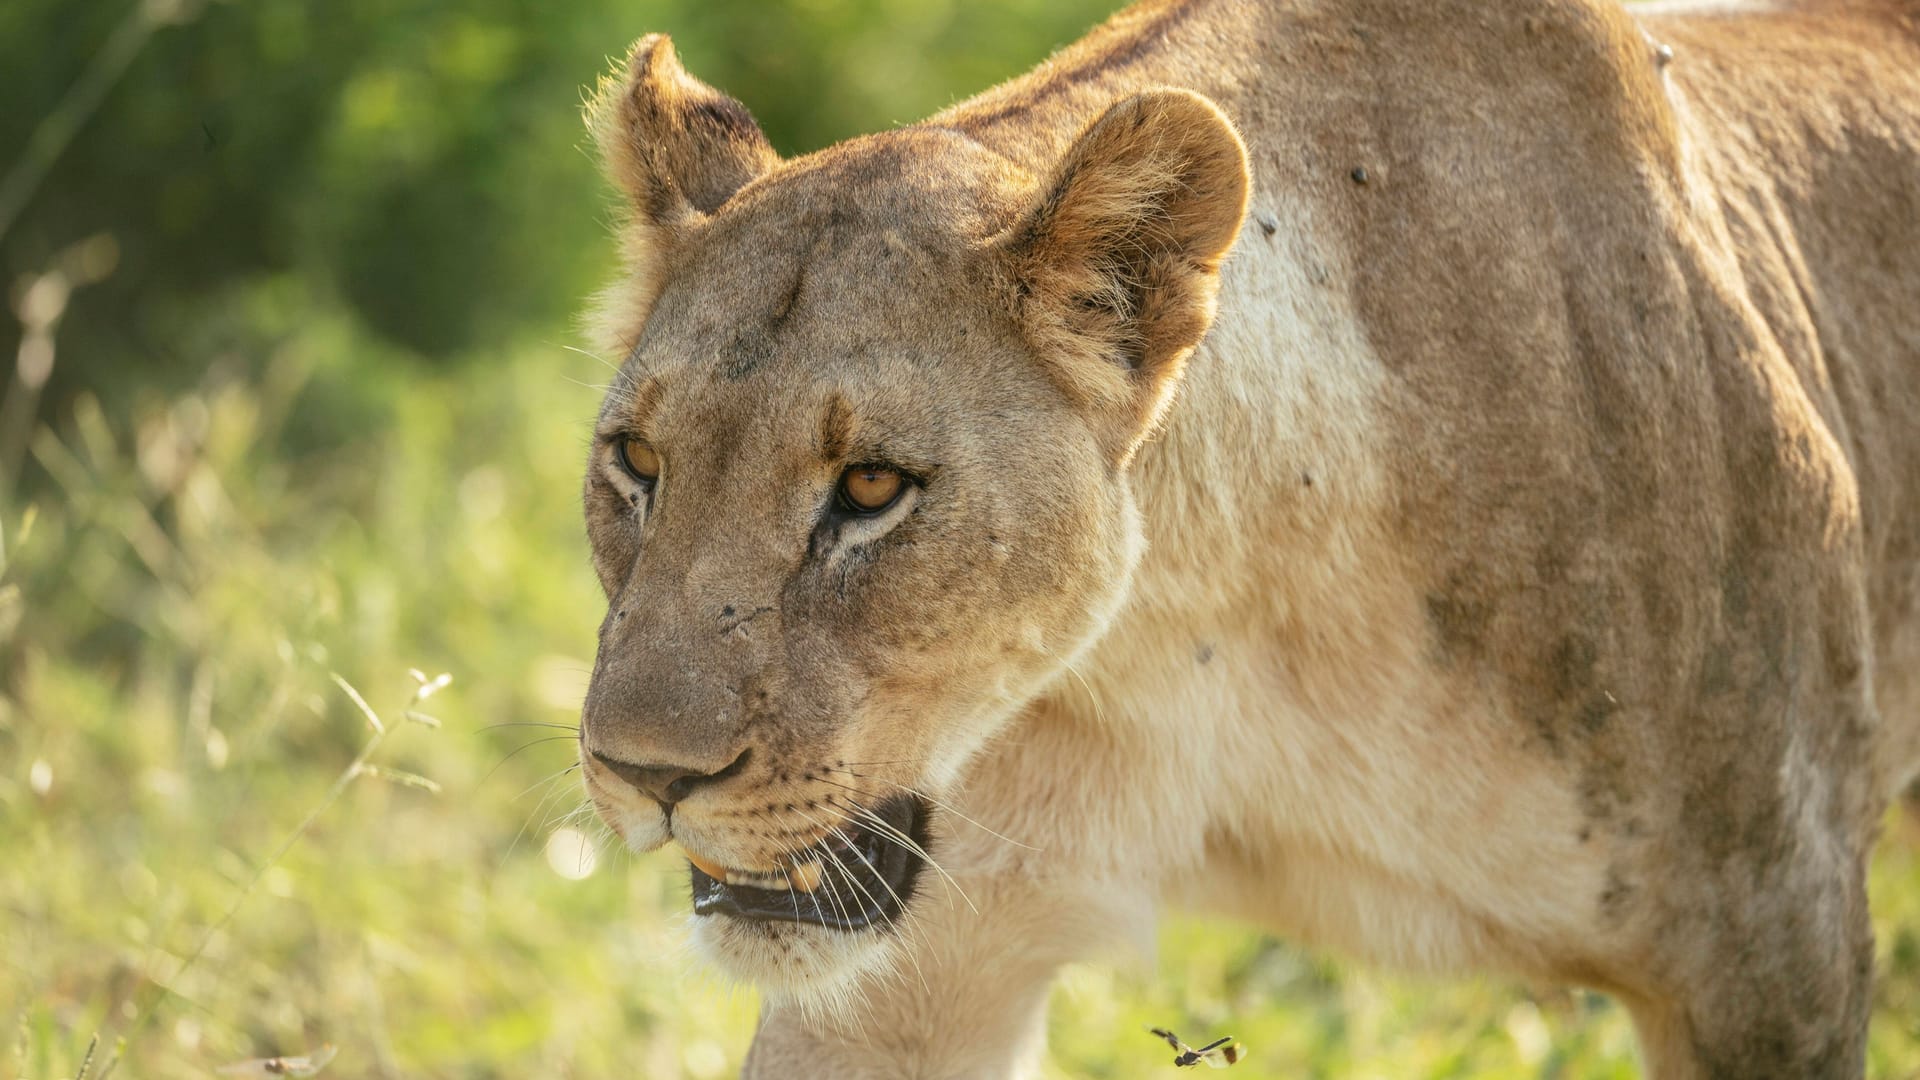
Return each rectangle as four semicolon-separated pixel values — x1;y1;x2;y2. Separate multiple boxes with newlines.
617;438;659;484
839;466;904;513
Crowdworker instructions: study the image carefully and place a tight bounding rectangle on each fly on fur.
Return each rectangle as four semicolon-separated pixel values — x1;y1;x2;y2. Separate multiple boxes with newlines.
1149;1027;1245;1069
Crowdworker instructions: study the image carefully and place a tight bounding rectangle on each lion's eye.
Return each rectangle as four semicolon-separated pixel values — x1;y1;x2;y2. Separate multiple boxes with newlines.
839;466;904;513
617;437;660;485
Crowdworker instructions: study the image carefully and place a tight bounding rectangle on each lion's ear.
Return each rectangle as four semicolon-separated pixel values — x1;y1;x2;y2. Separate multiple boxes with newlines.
998;89;1250;466
590;34;779;225
585;35;778;354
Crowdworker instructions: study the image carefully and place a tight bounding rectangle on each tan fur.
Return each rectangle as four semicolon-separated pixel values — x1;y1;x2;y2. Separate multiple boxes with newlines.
574;1;1920;1076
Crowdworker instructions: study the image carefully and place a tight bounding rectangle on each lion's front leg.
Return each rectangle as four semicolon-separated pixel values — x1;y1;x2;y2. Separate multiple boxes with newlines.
740;869;1144;1079
743;986;1049;1080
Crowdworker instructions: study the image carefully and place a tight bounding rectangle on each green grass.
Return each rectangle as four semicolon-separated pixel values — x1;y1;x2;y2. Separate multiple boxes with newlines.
4;293;1920;1079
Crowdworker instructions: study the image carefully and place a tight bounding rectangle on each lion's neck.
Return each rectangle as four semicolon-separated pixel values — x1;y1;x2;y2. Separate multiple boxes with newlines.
927;0;1276;174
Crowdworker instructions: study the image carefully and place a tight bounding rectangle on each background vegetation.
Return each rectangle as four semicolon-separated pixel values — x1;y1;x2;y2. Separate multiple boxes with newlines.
3;1;1918;1077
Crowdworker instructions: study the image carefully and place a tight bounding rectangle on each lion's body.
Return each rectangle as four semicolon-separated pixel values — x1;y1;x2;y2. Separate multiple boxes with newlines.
938;0;1920;1061
576;1;1920;1075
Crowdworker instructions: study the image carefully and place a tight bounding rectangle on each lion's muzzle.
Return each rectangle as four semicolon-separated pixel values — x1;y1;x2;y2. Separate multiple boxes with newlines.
689;793;930;932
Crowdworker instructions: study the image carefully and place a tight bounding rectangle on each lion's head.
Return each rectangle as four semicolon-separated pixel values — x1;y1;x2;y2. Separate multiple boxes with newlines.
574;35;1248;1001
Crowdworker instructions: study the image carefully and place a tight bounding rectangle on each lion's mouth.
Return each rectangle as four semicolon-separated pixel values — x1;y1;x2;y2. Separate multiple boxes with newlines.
688;795;929;931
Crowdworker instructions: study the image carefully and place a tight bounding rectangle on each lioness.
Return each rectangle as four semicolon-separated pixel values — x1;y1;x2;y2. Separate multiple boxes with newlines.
572;0;1920;1075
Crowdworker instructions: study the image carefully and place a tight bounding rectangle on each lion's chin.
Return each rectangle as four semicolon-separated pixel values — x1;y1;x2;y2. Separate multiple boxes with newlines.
689;912;900;1020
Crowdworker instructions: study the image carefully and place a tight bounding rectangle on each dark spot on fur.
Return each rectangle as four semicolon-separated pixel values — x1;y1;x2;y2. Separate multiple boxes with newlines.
1425;583;1493;664
1680;755;1791;869
1577;763;1632;823
1302;471;1314;487
1195;643;1215;665
1350;166;1370;184
1545;634;1619;736
1578;694;1616;734
1599;867;1634;920
1549;633;1597;697
720;326;774;379
1257;213;1278;237
721;605;736;618
1529;715;1562;759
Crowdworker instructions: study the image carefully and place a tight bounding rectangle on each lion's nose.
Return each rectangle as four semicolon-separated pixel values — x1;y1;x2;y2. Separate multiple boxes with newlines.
591;748;749;807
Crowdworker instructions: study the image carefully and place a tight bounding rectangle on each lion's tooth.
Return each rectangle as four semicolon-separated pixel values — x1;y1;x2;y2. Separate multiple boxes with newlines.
680;847;730;882
726;869;783;890
675;846;827;893
787;860;824;893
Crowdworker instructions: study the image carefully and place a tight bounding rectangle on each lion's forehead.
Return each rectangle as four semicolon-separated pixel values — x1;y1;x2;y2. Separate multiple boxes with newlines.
615;272;1020;470
632;244;991;394
608;136;1039;443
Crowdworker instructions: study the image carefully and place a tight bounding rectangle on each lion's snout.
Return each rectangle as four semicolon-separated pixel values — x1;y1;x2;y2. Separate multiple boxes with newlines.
580;606;767;807
579;667;751;789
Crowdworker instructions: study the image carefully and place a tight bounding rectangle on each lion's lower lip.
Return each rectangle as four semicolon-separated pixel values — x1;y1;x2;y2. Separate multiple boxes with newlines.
689;794;929;931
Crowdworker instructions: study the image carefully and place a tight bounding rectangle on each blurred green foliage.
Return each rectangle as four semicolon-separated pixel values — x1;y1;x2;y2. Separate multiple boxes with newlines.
4;1;1920;1078
1;0;1111;392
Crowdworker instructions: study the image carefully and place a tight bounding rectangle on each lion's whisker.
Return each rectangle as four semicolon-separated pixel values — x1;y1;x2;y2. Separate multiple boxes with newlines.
775;826;857;931
813;777;970;882
479;735;579;785
837;770;1042;852
822;792;977;915
813;851;930;1017
512;763;582;804
506;768;593;863
767;831;836;933
785;806;933;997
562;376;628;397
559;342;624;376
1040;642;1106;725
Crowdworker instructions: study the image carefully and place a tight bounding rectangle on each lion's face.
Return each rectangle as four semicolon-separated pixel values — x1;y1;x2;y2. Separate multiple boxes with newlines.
575;36;1247;998
578;148;1142;994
